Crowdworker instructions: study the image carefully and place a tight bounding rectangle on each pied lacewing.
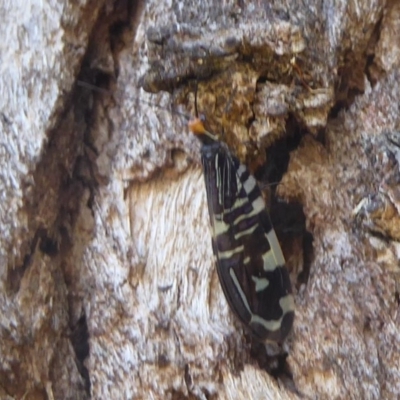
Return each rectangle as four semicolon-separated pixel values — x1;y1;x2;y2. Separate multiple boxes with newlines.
189;116;294;342
78;79;295;341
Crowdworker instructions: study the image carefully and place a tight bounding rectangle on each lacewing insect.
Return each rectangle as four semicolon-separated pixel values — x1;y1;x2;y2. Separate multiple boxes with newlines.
78;80;294;341
188;116;294;342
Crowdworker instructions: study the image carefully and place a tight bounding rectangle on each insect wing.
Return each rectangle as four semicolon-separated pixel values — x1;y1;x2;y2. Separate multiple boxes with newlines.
200;142;294;342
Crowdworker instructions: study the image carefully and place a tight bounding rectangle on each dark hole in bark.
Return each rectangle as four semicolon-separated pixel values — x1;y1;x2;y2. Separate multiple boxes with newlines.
254;114;314;288
70;313;91;395
38;229;59;256
250;340;299;394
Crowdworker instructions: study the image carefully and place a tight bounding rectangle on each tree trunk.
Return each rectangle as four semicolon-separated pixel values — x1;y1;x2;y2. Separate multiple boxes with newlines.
1;0;400;399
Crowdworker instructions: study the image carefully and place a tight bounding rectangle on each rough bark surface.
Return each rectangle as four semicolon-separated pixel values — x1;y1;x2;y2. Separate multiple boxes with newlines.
1;0;400;399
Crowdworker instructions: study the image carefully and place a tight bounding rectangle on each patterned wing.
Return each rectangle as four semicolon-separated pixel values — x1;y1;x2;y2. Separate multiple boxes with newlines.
200;141;294;342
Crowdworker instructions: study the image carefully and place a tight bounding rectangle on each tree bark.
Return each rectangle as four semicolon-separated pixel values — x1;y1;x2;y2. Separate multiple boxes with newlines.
1;0;400;399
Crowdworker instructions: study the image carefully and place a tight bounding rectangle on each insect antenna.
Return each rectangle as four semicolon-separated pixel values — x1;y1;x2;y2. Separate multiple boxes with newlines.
76;79;192;123
194;80;199;118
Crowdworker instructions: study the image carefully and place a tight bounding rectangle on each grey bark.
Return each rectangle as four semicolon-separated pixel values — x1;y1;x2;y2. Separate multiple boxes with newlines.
1;0;399;399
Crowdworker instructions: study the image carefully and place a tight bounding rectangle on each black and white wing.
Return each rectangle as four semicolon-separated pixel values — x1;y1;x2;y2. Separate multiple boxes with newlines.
200;141;294;342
